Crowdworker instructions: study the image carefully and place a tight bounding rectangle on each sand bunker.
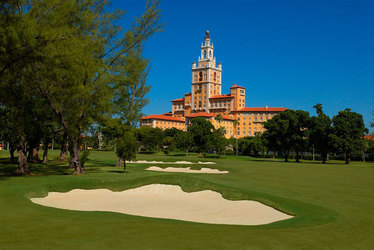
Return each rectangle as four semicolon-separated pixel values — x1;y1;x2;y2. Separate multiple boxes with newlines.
129;160;216;165
146;166;229;174
31;184;293;225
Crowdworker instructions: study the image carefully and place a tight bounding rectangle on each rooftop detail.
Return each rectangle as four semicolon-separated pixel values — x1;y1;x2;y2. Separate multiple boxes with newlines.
171;98;184;102
141;115;185;122
230;84;245;89
232;107;287;112
209;94;234;99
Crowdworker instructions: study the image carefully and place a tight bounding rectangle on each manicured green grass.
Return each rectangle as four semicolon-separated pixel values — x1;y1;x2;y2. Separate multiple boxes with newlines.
0;150;373;249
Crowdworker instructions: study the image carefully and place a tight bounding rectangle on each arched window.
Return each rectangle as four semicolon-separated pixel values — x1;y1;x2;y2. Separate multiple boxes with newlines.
209;50;212;57
204;50;207;58
214;72;217;81
199;72;202;81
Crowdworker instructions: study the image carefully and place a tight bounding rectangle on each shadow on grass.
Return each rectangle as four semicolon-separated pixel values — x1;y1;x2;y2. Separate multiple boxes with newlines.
0;158;105;178
247;158;352;165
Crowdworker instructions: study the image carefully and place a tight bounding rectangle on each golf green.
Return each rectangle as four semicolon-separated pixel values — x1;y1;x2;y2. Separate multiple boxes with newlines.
0;150;373;249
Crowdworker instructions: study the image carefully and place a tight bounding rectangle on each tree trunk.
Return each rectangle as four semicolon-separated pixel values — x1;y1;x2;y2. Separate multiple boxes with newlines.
116;157;123;167
31;146;41;163
295;151;300;162
42;140;48;163
9;146;16;163
15;135;30;175
284;151;289;162
312;146;315;161
59;132;68;161
69;137;84;174
321;152;327;164
123;161;127;173
185;149;188;157
345;153;350;164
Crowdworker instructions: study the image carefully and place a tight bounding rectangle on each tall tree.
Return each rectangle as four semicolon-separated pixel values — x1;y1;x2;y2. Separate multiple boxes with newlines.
263;109;309;162
188;117;214;156
31;0;162;174
116;131;137;173
174;131;193;156
330;109;368;164
309;104;333;163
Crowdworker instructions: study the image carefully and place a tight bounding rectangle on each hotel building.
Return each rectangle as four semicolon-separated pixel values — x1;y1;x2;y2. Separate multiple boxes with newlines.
140;31;286;138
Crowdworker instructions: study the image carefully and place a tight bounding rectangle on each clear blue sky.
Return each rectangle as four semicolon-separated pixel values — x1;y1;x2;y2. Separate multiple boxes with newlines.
112;0;374;131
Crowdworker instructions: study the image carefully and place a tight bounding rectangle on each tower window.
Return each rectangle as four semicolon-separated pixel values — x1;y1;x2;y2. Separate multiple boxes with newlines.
209;50;212;57
204;50;207;58
214;72;217;81
199;72;202;81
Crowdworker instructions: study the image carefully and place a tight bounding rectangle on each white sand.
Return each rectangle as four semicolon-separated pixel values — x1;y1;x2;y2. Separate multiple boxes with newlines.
146;166;229;174
129;160;216;165
31;184;293;225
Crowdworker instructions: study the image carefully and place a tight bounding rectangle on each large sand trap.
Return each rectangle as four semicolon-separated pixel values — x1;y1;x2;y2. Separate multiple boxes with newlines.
31;184;293;225
146;166;229;174
129;160;216;165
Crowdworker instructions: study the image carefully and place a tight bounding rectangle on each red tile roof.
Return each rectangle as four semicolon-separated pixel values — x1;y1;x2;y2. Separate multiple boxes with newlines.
171;98;184;102
230;84;245;89
161;112;173;116
186;112;216;118
141;115;185;122
209;94;234;99
184;93;191;96
232;107;287;112
364;135;374;141
221;115;234;121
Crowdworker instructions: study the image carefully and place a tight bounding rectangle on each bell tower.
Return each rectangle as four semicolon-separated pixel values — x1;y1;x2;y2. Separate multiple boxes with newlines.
191;30;222;113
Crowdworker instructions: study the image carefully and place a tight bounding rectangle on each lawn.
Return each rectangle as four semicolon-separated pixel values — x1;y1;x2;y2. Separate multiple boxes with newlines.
0;150;373;249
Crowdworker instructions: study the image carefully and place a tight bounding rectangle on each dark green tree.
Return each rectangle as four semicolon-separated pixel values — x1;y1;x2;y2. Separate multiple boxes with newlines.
174;131;193;156
188;117;214;155
135;126;164;151
210;128;227;158
263;109;309;162
309;104;333;163
330;109;368;164
116;132;137;173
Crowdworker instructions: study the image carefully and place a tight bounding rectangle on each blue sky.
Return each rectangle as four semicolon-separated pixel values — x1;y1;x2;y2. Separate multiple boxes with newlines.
112;0;374;131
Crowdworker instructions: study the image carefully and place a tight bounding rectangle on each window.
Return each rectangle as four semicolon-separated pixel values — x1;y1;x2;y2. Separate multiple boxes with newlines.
199;72;202;81
204;50;207;58
209;50;212;57
214;72;217;81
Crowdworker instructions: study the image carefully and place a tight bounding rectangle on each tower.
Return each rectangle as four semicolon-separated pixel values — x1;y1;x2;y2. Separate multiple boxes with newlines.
191;30;222;113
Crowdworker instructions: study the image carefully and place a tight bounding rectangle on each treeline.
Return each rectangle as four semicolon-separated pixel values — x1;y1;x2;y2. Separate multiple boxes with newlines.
0;0;163;174
262;104;370;164
99;117;228;158
95;105;372;165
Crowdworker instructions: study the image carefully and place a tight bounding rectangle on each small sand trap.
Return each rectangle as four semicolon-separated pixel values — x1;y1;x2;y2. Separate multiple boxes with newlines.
129;160;216;165
146;166;229;174
31;184;293;225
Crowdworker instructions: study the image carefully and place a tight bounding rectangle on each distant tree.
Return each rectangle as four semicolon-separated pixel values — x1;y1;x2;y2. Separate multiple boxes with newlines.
309;104;333;163
116;132;138;173
210;128;227;158
330;109;368;164
188;117;214;155
164;128;182;138
238;135;266;157
162;136;174;154
174;131;193;156
263;109;309;162
135;126;164;151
